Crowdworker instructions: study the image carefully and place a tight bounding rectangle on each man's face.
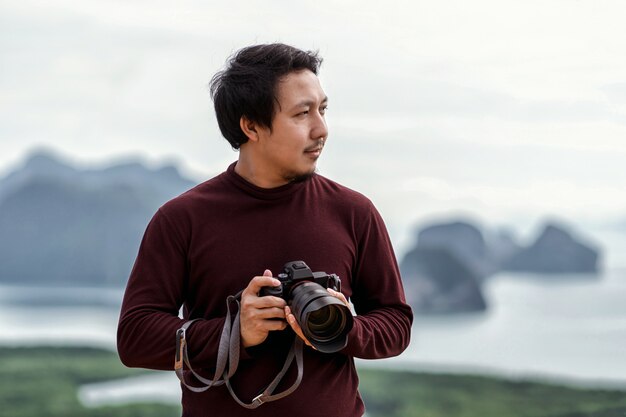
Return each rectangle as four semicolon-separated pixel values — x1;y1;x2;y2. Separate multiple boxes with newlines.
255;69;328;184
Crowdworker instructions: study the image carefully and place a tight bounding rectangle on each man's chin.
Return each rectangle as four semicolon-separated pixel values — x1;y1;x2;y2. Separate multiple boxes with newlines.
285;167;317;183
290;172;315;183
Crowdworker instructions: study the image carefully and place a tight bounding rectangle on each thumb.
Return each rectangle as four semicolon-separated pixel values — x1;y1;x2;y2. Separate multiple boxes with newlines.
263;269;273;277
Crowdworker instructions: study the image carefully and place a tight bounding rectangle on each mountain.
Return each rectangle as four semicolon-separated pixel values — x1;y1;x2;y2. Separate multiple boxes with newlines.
0;149;196;287
400;247;486;314
0;149;189;201
401;219;601;314
502;223;600;273
416;221;514;280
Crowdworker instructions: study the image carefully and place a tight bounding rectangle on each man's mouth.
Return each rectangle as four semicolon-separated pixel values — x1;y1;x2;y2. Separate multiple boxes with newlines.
304;146;323;155
305;138;325;156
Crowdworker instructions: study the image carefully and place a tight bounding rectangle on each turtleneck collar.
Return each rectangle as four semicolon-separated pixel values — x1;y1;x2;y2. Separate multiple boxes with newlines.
223;161;313;200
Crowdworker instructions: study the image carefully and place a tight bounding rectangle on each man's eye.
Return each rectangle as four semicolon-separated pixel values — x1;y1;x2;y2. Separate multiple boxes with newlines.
320;106;328;115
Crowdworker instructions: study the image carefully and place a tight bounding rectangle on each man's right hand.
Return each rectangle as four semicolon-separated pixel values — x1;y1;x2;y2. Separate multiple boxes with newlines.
240;269;288;348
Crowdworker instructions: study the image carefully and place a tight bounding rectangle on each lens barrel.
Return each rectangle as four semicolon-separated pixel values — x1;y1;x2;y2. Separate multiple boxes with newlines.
290;282;353;353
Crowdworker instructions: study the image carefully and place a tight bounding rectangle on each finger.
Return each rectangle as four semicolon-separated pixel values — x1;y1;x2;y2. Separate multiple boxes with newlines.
244;274;280;295
327;288;349;306
252;307;287;320
264;318;288;331
240;294;285;314
285;306;316;349
285;312;305;340
251;295;287;308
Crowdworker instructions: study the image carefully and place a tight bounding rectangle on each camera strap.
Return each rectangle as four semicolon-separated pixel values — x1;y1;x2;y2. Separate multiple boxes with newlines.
174;291;304;408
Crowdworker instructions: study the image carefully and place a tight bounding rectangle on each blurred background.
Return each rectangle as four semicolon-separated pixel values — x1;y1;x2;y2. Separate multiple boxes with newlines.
2;1;626;416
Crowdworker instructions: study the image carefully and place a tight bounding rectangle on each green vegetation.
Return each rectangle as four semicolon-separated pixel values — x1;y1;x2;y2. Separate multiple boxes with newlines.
0;346;180;417
1;346;626;417
358;368;626;417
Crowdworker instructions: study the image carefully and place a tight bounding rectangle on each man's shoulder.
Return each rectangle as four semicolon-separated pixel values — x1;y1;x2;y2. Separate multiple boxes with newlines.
158;171;229;218
312;174;374;211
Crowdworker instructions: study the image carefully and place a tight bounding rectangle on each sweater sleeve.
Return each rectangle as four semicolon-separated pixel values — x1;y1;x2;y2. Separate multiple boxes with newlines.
117;208;244;371
341;203;413;359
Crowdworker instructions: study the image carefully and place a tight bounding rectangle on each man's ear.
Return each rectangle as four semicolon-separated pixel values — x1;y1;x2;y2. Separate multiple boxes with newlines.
240;116;260;143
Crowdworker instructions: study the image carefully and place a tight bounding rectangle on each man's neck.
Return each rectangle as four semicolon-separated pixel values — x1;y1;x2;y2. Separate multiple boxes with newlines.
234;157;289;189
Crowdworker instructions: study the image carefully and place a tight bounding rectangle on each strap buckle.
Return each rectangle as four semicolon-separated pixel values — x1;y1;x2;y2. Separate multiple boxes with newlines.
174;327;187;371
252;393;265;406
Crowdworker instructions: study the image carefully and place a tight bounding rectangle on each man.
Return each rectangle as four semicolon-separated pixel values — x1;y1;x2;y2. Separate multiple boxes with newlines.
117;43;412;417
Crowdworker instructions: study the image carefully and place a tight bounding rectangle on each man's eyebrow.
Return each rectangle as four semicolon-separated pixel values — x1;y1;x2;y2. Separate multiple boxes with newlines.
290;96;329;110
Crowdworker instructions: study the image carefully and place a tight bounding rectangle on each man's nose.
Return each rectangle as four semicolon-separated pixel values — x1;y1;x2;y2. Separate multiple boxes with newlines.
311;111;328;140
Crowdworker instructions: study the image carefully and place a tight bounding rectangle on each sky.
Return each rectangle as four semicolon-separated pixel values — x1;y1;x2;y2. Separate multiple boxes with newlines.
2;0;626;254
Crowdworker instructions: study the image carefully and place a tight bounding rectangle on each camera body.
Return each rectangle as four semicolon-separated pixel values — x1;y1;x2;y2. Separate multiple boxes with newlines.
260;261;353;353
260;260;342;299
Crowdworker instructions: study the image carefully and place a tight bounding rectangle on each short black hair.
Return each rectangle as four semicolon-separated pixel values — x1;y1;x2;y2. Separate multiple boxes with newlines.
209;43;323;149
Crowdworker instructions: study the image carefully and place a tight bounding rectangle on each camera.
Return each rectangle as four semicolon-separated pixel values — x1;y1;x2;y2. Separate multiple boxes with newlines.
260;261;353;353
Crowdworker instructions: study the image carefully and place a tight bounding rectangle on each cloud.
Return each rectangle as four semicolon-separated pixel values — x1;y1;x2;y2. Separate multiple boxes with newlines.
3;0;626;227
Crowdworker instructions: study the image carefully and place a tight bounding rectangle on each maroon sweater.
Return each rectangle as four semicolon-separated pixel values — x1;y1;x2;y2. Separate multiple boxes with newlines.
117;163;413;417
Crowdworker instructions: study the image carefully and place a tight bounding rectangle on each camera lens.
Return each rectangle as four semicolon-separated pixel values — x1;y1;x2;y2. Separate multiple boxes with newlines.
308;306;335;330
289;282;353;353
307;304;348;342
